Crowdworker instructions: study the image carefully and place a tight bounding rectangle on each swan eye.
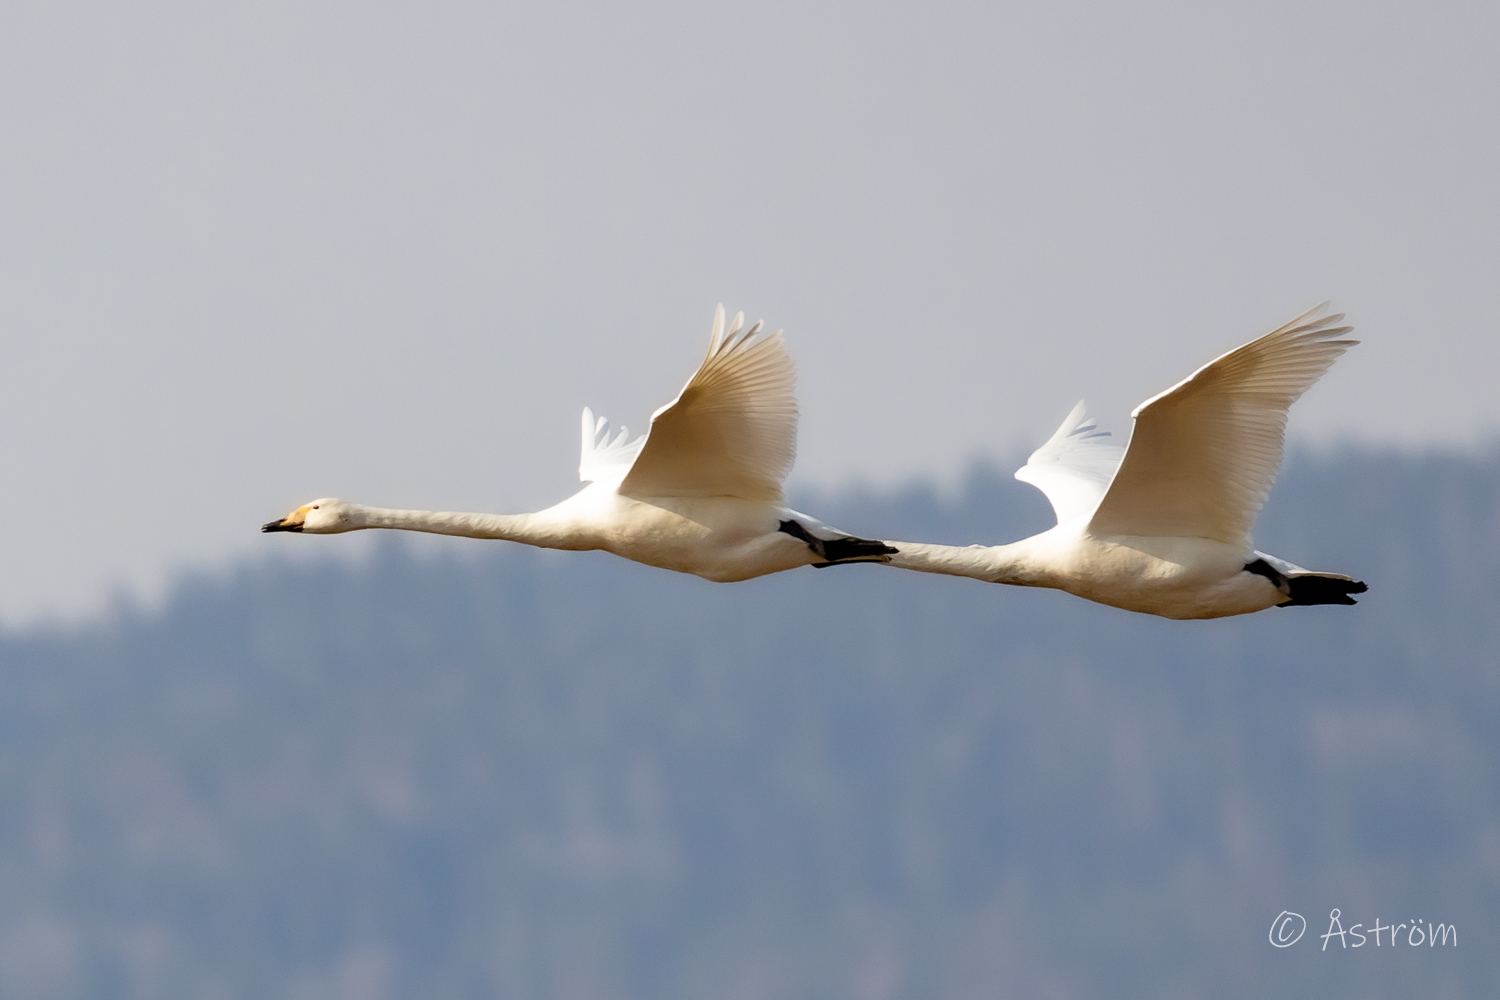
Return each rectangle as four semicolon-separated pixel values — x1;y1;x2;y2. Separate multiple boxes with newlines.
312;505;319;509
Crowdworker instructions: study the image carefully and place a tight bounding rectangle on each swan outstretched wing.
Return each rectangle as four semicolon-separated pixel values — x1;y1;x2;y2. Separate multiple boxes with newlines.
1088;305;1357;546
1014;401;1125;525
579;407;647;483
617;304;798;502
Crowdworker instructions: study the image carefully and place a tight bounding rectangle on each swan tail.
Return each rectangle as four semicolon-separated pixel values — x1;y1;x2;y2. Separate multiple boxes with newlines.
778;519;898;567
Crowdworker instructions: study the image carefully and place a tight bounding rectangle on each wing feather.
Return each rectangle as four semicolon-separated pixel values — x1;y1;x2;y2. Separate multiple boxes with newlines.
1087;304;1356;546
1014;401;1125;525
579;406;646;483
617;305;798;501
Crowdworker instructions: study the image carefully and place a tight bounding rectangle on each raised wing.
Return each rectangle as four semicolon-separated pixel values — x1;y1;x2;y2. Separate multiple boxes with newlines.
1014;401;1125;525
1088;305;1356;546
579;407;646;483
617;305;797;502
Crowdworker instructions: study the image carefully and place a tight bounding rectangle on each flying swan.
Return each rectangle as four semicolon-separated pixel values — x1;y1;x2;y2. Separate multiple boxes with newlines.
884;305;1368;619
262;306;896;579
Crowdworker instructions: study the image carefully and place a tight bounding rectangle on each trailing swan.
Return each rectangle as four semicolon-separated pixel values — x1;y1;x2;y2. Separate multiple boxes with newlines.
884;306;1367;619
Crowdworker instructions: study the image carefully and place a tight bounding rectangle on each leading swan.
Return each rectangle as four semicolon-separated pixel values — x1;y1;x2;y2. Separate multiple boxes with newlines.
885;306;1368;619
263;306;895;579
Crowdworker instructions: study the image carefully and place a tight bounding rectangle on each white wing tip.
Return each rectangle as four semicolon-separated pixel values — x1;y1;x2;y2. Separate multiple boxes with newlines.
1028;400;1116;460
704;304;781;359
579;406;596;480
580;405;644;482
1284;302;1357;340
709;304;727;352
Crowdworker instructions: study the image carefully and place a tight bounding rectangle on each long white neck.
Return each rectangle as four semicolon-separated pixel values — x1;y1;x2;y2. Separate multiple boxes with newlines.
885;539;1051;587
346;504;579;549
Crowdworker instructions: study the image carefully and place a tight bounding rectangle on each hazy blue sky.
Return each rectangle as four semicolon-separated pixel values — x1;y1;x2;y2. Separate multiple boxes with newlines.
2;1;1496;624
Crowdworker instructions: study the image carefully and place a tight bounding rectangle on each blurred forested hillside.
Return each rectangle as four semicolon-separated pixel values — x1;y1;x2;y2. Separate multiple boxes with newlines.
1;449;1497;1000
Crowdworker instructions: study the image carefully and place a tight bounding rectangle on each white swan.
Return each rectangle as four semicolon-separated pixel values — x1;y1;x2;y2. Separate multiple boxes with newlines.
885;306;1368;619
262;306;895;580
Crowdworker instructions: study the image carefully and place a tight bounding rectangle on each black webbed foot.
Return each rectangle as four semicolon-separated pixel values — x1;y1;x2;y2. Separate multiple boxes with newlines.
779;520;898;567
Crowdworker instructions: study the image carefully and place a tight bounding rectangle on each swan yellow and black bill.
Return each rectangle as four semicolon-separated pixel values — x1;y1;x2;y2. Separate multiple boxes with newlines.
262;505;311;532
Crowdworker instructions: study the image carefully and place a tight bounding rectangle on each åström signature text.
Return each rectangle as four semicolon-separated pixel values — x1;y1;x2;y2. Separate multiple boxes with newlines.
1268;909;1457;950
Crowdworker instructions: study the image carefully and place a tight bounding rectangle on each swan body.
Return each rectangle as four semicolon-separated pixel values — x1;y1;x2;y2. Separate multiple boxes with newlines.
892;530;1299;619
264;306;895;580
886;306;1368;619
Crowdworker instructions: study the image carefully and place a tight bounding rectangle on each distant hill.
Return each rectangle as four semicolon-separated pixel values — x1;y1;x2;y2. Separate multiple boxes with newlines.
2;448;1496;999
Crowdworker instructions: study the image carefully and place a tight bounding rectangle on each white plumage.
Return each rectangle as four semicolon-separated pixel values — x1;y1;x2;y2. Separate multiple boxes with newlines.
1013;400;1125;526
886;306;1367;619
1089;307;1356;545
264;306;894;580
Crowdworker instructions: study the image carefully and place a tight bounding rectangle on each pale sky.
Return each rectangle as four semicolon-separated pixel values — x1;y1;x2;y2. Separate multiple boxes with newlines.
2;1;1496;625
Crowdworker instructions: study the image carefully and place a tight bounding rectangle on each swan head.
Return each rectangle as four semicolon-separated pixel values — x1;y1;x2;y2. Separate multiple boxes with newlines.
261;498;359;534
